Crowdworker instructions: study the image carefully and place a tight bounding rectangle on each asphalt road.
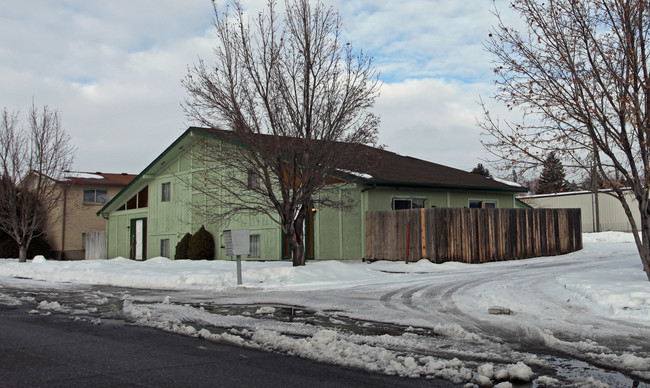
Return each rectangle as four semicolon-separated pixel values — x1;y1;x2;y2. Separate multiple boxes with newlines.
0;305;459;388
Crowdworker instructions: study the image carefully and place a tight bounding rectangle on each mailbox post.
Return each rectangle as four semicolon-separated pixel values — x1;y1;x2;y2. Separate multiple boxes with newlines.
223;229;250;285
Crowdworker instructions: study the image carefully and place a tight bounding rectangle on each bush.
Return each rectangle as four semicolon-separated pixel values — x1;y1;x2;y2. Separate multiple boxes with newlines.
187;226;215;260
0;230;51;259
27;235;51;259
174;232;192;260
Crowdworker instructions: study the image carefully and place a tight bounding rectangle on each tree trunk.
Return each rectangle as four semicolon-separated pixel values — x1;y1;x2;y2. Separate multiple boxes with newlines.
291;238;306;267
286;204;308;267
640;215;650;281
18;245;28;263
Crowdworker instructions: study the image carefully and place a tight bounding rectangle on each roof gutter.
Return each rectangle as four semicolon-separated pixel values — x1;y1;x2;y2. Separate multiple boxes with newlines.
361;183;377;192
365;181;529;193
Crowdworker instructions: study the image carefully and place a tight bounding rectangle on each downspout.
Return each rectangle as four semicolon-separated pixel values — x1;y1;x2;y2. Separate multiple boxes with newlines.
360;184;376;260
338;188;343;259
61;187;67;260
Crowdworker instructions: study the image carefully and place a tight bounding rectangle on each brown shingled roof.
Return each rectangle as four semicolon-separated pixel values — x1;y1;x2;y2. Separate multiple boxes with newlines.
64;172;137;187
198;127;525;192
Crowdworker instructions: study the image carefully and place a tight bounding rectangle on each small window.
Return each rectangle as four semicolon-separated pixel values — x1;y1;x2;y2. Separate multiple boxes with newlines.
249;234;261;258
469;200;497;209
247;170;260;190
160;239;170;258
83;189;109;204
161;182;171;202
392;198;426;210
124;186;149;210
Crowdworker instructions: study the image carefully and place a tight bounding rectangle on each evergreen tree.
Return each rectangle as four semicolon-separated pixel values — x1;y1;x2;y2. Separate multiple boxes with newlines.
187;226;215;260
537;152;570;194
471;163;492;178
174;233;192;260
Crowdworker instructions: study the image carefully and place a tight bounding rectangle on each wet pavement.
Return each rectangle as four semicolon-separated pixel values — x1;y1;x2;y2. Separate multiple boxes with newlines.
1;280;648;387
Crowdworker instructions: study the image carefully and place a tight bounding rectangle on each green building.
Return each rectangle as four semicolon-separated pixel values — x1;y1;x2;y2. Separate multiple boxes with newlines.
97;127;528;261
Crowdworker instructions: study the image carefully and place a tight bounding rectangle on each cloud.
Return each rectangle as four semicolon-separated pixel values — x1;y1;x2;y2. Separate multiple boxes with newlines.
376;78;493;171
0;0;520;175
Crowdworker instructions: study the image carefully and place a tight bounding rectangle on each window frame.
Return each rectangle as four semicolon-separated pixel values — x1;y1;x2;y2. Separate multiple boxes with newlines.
161;182;171;202
160;238;170;258
247;170;260;190
249;234;261;258
391;197;426;210
469;200;497;209
83;188;109;204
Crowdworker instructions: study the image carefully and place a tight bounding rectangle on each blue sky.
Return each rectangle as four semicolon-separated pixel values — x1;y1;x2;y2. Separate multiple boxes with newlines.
0;0;517;176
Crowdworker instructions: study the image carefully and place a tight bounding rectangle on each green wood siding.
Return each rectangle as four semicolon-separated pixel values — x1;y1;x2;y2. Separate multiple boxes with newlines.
103;131;522;262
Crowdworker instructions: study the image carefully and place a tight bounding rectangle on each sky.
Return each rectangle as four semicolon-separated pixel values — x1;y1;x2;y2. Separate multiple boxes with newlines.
0;0;517;176
1;232;648;385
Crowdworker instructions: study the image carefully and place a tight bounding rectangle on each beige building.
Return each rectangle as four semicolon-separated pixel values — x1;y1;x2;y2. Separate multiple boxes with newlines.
46;172;135;260
520;190;640;233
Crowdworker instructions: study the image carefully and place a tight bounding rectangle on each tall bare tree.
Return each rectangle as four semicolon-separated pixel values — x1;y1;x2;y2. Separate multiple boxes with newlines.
479;0;650;279
182;0;380;266
0;105;74;262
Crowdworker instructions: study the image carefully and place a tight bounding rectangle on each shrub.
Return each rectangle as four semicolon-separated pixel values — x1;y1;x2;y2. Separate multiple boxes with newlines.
0;230;51;259
187;226;215;260
27;235;51;259
174;233;192;260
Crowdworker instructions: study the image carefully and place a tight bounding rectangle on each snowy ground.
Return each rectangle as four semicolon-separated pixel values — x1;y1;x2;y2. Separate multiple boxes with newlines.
0;232;649;387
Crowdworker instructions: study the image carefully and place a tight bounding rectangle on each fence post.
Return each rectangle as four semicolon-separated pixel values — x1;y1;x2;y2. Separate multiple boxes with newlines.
420;208;427;260
405;218;411;264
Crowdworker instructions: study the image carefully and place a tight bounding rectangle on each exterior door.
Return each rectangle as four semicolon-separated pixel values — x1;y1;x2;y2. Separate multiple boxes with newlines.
130;218;147;261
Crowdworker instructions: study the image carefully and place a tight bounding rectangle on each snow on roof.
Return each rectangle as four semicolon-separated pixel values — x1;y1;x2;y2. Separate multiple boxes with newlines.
520;188;631;199
491;177;523;187
337;169;373;180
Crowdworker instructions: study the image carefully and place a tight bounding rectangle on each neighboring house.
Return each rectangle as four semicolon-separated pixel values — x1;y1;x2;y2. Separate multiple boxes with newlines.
520;190;640;233
46;172;136;260
97;127;529;261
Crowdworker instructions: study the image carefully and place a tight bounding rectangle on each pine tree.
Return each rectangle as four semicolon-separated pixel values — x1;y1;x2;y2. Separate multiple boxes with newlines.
537;152;570;194
471;163;492;178
187;226;215;260
174;233;192;260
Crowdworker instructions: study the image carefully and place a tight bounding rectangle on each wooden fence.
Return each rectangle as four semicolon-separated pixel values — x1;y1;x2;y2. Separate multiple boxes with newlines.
365;208;582;264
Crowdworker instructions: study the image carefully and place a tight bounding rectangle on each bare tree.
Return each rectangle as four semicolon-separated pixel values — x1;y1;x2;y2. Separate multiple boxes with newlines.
182;0;380;266
0;105;74;262
479;0;650;279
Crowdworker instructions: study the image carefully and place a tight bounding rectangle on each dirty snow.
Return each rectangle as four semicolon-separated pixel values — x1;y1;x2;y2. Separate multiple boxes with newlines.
1;232;649;386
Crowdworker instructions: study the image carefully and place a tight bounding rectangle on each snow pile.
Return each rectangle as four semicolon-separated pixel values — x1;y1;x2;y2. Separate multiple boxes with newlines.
249;328;472;383
0;257;394;291
1;232;649;384
37;300;67;312
0;293;22;306
582;231;636;243
32;255;47;263
474;362;533;387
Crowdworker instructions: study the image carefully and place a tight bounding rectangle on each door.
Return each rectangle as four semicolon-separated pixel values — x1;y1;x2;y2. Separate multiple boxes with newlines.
130;218;147;261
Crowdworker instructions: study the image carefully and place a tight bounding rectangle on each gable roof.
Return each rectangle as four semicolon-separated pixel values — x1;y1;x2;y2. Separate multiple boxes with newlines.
198;127;527;192
64;172;137;187
98;127;526;217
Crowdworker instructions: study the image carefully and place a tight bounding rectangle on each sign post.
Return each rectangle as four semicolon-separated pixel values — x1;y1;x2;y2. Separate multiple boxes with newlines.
223;229;250;285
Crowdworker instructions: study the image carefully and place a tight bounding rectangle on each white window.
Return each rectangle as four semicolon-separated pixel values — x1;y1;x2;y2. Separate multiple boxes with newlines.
161;182;171;202
391;198;426;210
83;189;109;204
160;239;170;258
469;200;497;209
249;234;261;258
